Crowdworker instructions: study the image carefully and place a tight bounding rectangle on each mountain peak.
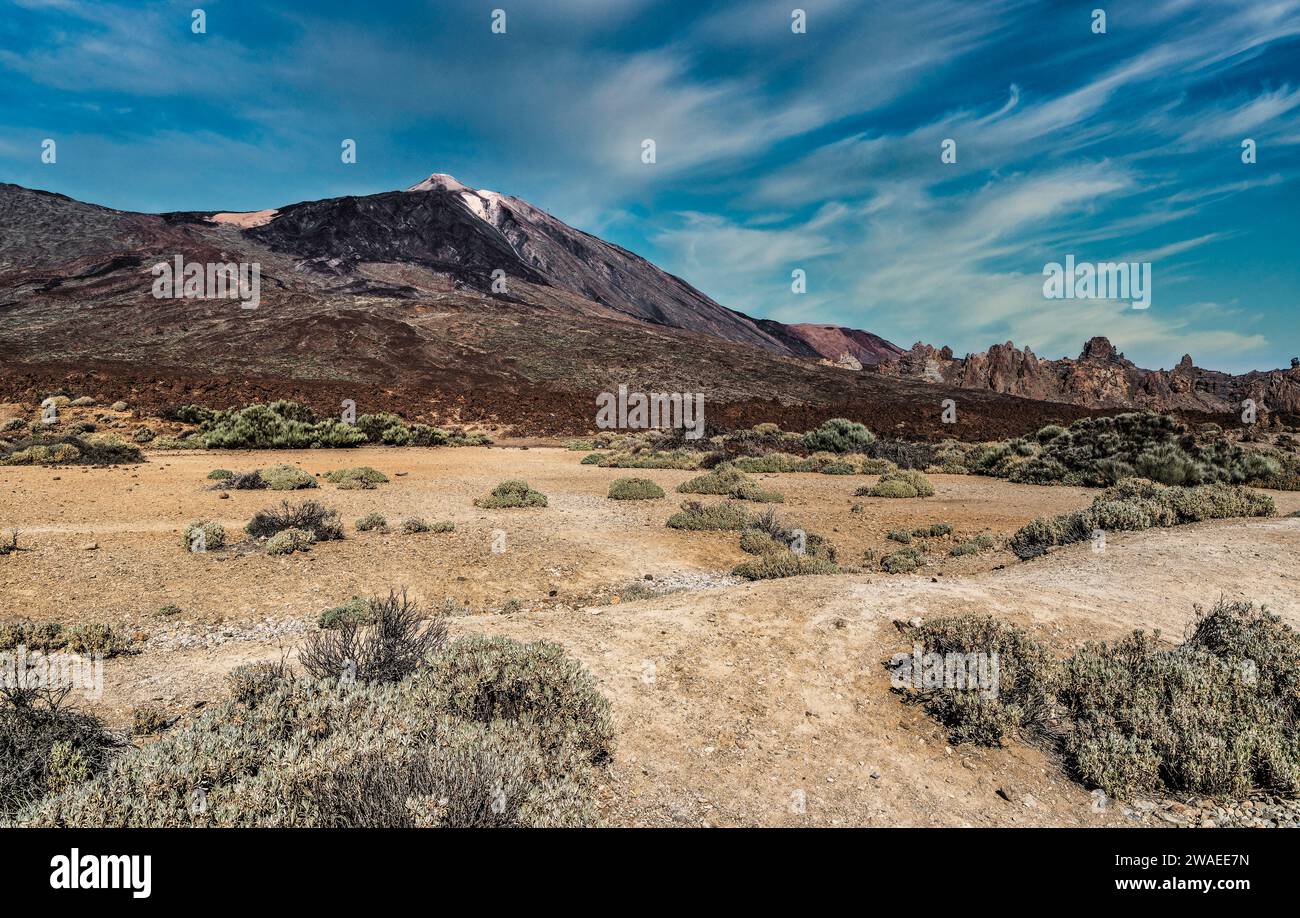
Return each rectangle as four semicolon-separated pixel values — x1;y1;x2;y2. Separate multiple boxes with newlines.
407;172;473;193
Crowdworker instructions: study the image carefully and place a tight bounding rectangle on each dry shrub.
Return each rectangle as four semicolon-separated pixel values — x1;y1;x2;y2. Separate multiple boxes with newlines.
299;589;447;684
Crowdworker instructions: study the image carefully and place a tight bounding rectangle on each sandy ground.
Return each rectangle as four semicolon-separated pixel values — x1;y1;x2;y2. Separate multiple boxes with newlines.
2;445;1298;827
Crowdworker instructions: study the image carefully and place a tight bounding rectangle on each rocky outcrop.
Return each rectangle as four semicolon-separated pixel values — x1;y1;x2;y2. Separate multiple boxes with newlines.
876;336;1300;415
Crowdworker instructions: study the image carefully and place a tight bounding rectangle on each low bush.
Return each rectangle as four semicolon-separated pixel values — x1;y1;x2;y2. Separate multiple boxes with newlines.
733;550;838;580
206;469;233;481
245;500;345;542
265;528;315;555
865;469;935;498
677;466;782;503
666;500;752;531
259;464;317;491
181;520;226;552
131;705;168;736
1;684;122;819
887;529;913;544
950;533;996;557
1010;479;1275;560
0;434;144;466
880;547;923;574
475;480;548;509
896;616;1055;746
401;518;453;534
325;467;389;490
607;477;665;500
21;632;608;827
318;597;376;630
356;512;388;532
1057;600;1300;797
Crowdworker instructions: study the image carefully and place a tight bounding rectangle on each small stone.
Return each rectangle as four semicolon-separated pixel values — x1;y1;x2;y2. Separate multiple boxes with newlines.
80;542;98;550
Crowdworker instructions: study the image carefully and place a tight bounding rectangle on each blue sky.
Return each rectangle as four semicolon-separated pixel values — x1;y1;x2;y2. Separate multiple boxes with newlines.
1;0;1298;372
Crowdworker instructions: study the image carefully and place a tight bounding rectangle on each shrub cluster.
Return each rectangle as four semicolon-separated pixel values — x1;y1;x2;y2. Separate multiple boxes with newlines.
20;628;611;827
1010;479;1275;559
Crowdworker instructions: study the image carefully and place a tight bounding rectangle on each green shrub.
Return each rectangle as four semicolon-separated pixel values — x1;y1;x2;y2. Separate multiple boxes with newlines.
666;500;752;531
580;452;604;465
259;464;317;490
677;466;782;502
265;528;315;555
197;403;367;450
887;529;913;544
928;522;954;537
607;477;665;500
950;533;996;557
880;547;922;573
401;518;454;534
207;469;233;481
1058;601;1300;797
0;434;143;466
866;469;935;498
475;480;548;508
318;597;376;630
803;418;875;453
1010;479;1275;559
325;467;389;489
356;512;388;532
181;520;226;552
225;660;291;707
423;634;614;765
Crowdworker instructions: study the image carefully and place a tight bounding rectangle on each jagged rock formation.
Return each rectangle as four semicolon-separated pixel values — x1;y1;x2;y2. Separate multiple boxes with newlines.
876;336;1300;414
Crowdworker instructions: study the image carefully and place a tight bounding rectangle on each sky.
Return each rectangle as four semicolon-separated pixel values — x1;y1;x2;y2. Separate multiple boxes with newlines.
1;0;1298;373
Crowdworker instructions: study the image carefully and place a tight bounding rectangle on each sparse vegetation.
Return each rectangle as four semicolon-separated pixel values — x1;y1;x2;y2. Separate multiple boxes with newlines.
0;434;144;466
207;469;233;481
1;682;122;819
21;626;608;827
950;533;997;557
